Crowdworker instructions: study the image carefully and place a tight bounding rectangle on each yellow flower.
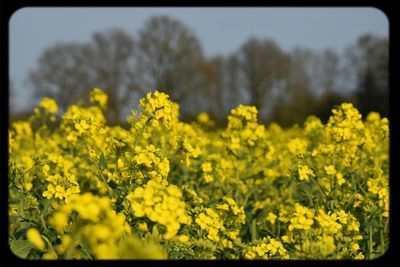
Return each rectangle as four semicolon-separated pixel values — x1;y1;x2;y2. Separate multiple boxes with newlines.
138;222;148;232
355;252;365;260
298;165;314;182
39;97;58;114
42;164;50;175
336;172;345;186
324;165;336;176
117;158;124;169
177;235;189;243
42;252;58;260
267;212;277;225
201;162;213;173
90;87;108;109
26;228;45;251
51;211;69;233
24;182;33;191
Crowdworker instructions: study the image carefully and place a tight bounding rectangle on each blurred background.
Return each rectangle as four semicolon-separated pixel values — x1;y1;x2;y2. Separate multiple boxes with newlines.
9;7;388;127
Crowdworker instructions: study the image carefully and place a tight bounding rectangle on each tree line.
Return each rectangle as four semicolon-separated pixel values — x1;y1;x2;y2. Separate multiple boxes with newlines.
10;16;388;127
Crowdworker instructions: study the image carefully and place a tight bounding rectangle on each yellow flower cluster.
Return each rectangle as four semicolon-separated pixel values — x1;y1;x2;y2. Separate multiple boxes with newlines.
327;103;364;142
139;90;179;129
132;145;170;184
297;235;336;258
89;87;108;109
127;178;191;239
216;196;246;225
224;105;265;148
316;208;344;234
288;204;314;231
244;237;289;259
298;165;314;182
39;97;58;114
49;193;131;259
195;208;225;241
201;162;214;183
288;138;308;155
9;89;389;260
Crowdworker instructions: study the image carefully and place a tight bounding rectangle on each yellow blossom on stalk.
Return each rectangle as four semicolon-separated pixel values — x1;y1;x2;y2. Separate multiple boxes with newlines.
197;112;215;127
48;193;131;259
138;222;148;232
201;162;214;183
127;179;191;240
89;149;97;159
355;253;365;260
324;165;336;175
266;212;277;225
39;97;58;114
298;165;314;182
244;237;289;259
288;138;308;155
75;120;90;134
90;87;108;109
353;193;364;208
24;182;33;191
195;208;225;241
50;211;69;233
201;162;213;172
288;204;314;231
43;164;50;175
336;172;346;186
299;235;336;258
316;209;342;234
117;158;124;169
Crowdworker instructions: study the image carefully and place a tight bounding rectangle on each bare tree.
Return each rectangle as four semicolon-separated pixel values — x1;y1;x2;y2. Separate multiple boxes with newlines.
135;16;205;107
28;43;92;110
85;29;137;124
344;34;388;116
237;38;292;117
209;54;241;120
28;29;136;124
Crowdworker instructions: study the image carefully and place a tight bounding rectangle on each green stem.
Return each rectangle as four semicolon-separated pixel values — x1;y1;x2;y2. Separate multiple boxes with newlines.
369;224;373;259
41;235;57;256
65;231;82;259
251;219;257;242
82;141;113;198
133;115;153;150
310;176;328;198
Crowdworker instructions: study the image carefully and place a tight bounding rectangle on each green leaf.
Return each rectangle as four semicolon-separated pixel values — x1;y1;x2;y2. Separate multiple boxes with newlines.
9;216;19;223
10;238;33;259
14;228;28;240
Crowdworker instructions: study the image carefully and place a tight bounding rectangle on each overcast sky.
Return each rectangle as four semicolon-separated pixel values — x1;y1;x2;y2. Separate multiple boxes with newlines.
9;7;388;111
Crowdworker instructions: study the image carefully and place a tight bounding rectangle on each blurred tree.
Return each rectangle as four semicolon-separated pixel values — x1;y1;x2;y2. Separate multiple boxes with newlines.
135;16;205;109
270;47;350;126
319;49;341;92
28;43;91;110
289;47;342;95
345;34;388;117
208;54;241;123
237;38;292;118
268;48;308;125
313;90;353;123
84;29;137;124
28;29;136;124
